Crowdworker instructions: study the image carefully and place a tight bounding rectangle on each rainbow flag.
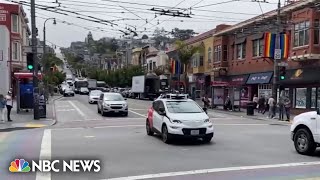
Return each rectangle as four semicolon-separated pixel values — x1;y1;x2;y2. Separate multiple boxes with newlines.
280;33;289;59
171;59;185;75
264;32;276;59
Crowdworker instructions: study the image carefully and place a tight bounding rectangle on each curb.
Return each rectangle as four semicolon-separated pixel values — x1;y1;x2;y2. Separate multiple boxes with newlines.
208;109;291;125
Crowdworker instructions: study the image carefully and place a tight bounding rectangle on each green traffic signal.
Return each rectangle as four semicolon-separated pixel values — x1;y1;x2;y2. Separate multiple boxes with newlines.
280;75;285;80
27;64;33;70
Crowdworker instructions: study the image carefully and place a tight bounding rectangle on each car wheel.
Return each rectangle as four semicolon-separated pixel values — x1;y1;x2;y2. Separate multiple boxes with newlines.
203;136;213;143
146;119;154;136
294;128;316;155
162;125;172;144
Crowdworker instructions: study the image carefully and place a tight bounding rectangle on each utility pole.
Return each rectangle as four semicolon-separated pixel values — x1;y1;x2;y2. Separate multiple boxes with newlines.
31;0;39;120
272;0;281;101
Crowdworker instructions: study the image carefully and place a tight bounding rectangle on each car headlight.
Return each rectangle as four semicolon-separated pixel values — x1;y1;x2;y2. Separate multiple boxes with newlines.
204;119;211;123
122;104;128;107
172;120;182;124
103;103;110;107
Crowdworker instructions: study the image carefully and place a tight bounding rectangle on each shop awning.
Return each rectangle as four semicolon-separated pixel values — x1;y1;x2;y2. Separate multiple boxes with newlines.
246;72;273;84
211;81;229;87
280;68;320;84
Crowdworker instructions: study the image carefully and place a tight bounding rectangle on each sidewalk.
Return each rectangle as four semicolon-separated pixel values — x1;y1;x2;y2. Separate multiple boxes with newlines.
195;100;294;124
0;95;62;131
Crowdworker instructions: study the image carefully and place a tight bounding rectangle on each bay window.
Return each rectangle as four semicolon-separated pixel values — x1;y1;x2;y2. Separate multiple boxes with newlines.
294;21;310;47
11;14;19;33
252;39;263;57
12;42;20;60
237;42;246;59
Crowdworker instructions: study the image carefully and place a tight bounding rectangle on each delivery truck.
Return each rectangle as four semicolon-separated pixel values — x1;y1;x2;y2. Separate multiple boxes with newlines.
131;74;160;100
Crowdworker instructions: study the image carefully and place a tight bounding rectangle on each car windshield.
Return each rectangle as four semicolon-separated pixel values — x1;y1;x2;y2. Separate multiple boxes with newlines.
81;87;88;90
165;101;203;113
104;94;124;101
90;91;101;96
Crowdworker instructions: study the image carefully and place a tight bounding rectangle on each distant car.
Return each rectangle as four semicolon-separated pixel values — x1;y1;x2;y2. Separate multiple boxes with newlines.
88;90;102;104
146;93;213;144
97;93;128;116
80;87;89;95
63;88;75;97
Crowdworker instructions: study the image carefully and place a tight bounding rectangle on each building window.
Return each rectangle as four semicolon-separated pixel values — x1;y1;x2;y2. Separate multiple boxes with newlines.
12;42;20;60
314;19;319;45
152;62;156;70
207;47;212;63
11;14;19;33
149;62;152;71
199;56;204;66
237;43;246;59
294;21;310;47
311;88;316;108
223;45;228;61
213;45;221;62
295;88;307;109
252;39;263;57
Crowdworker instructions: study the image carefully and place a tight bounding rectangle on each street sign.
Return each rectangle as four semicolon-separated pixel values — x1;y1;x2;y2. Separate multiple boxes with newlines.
278;62;288;66
274;49;281;60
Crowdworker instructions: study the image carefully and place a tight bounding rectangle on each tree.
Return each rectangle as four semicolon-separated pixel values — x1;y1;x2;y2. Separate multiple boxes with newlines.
42;53;63;72
175;40;203;93
172;28;196;41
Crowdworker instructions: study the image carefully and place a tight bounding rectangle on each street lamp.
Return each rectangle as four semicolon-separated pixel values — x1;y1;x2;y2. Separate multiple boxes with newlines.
43;18;56;72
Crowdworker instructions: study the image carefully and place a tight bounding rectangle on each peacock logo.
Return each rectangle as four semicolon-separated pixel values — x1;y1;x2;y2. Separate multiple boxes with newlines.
9;159;31;173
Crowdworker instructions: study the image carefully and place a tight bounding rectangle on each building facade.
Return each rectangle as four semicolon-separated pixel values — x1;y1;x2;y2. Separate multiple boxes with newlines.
0;1;30;95
212;0;320;113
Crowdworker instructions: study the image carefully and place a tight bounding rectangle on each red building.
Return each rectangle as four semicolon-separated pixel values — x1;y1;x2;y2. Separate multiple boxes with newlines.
0;1;30;95
212;0;320;113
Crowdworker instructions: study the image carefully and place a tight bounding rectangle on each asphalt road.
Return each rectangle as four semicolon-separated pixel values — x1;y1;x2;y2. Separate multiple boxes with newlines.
1;93;320;180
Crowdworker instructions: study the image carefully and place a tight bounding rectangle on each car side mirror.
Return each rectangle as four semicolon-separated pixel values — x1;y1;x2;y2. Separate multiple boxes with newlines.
317;108;320;115
158;107;166;115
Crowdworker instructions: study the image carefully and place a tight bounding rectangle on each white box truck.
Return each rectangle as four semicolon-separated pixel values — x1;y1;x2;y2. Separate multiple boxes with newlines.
131;74;160;100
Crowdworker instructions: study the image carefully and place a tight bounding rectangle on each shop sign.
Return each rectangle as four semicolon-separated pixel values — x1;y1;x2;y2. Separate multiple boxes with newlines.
290;69;303;80
0;14;6;21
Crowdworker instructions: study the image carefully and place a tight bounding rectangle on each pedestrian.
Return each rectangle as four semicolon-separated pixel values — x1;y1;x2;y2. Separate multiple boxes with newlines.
202;94;210;109
5;91;13;122
268;96;276;119
0;94;6;122
252;94;258;110
224;96;232;111
258;95;266;113
284;97;291;122
278;91;285;121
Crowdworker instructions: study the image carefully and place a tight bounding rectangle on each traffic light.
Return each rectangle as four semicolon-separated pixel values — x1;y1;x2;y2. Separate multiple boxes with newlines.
27;53;34;71
279;66;286;80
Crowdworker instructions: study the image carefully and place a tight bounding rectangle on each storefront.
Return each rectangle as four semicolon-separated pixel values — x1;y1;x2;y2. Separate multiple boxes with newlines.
246;72;274;100
279;68;320;113
229;75;250;107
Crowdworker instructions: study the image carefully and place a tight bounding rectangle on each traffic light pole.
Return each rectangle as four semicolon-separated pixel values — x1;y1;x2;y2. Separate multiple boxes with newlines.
31;0;40;120
272;0;281;102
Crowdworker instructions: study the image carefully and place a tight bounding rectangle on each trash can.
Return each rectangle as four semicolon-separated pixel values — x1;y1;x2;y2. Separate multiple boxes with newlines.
247;102;255;116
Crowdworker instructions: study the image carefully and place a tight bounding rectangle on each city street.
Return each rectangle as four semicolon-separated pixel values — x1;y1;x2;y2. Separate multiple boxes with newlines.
2;94;320;180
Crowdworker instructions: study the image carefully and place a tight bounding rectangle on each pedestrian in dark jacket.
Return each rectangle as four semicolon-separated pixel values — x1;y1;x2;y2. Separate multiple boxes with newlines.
258;96;265;113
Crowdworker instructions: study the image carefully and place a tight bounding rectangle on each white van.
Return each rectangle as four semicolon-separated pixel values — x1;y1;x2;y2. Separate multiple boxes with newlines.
290;109;320;155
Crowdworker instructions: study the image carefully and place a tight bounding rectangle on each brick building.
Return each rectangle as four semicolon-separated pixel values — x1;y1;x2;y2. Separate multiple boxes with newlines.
211;0;320;113
0;1;30;95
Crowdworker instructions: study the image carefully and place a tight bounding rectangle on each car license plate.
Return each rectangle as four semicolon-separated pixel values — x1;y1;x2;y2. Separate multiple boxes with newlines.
114;110;119;113
190;130;199;135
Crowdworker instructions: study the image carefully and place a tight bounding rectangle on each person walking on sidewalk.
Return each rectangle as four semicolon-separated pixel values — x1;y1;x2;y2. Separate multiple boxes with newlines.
252;94;258;110
5;91;13;122
278;91;285;121
0;94;6;122
258;95;266;113
268;96;276;119
284;97;291;122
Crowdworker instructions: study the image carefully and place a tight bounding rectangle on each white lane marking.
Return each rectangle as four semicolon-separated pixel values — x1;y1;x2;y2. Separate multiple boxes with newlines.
56;105;71;108
104;161;320;180
130;108;146;111
84;135;95;138
129;110;147;118
68;100;85;117
51;125;145;131
36;129;51;180
56;109;75;112
215;123;269;126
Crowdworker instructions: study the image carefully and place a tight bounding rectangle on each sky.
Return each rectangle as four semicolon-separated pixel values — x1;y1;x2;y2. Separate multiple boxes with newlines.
5;0;288;48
